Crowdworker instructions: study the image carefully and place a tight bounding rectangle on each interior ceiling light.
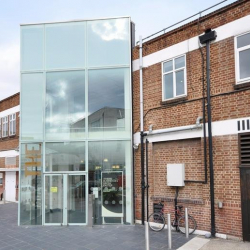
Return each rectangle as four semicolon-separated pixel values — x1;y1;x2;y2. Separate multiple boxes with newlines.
103;158;108;162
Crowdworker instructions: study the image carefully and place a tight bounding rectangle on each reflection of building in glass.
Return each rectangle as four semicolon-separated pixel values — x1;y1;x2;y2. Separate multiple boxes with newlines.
71;107;125;133
19;17;133;226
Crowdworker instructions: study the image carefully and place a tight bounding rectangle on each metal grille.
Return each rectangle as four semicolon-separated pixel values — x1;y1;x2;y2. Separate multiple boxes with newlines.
238;119;250;132
240;133;250;166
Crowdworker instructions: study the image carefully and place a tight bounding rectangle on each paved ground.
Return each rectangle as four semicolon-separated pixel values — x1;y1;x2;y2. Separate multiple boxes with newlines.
200;237;250;250
0;203;194;250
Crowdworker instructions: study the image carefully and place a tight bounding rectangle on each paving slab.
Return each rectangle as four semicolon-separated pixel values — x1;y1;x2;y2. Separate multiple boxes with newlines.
199;237;250;250
0;203;195;250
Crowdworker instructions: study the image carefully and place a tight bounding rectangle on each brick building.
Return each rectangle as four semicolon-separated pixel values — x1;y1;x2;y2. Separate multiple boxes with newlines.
132;0;250;241
0;93;20;202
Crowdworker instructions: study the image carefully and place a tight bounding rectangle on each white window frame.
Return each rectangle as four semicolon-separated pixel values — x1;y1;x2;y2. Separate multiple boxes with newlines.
2;116;8;137
162;54;187;101
235;31;250;84
9;113;16;136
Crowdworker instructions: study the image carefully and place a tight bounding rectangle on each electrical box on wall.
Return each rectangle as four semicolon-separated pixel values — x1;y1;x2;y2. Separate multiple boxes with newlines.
167;164;185;186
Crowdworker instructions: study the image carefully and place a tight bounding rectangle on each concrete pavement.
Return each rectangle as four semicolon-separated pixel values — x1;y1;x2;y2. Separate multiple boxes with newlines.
178;236;250;250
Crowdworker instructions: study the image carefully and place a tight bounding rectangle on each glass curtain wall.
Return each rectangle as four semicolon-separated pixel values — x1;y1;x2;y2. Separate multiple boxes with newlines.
19;17;133;225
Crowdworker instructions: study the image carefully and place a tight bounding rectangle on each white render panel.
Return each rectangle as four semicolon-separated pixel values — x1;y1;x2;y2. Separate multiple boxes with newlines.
0;150;19;158
0;105;20;118
167;164;185;187
133;15;250;72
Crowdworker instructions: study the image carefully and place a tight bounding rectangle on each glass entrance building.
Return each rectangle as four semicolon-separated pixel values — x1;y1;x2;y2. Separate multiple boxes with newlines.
19;17;134;226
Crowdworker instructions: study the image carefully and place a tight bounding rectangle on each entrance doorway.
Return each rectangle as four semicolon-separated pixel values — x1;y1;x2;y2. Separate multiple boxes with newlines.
5;171;16;202
43;173;86;225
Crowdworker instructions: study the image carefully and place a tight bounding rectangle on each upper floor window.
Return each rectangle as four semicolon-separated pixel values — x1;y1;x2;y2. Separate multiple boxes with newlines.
235;32;250;84
2;116;8;137
9;113;16;136
162;55;186;101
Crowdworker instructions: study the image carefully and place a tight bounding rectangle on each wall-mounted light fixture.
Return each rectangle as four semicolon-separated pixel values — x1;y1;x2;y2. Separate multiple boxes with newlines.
133;143;139;150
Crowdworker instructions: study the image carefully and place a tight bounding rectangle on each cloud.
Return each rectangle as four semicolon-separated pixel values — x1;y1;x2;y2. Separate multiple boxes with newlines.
0;42;20;101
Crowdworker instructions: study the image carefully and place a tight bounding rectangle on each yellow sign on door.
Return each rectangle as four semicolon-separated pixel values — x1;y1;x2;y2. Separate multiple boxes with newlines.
50;187;58;193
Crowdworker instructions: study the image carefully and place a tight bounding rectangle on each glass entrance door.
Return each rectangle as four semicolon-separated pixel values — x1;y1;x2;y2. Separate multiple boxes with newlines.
44;173;86;225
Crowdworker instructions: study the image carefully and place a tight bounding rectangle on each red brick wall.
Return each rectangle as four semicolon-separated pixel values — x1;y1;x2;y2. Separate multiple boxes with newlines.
132;1;249;239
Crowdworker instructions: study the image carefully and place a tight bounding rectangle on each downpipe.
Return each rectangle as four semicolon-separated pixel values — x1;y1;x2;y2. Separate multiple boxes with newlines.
199;29;217;237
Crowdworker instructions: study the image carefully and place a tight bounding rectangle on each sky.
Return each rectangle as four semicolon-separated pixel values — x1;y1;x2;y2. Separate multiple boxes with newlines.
0;0;236;101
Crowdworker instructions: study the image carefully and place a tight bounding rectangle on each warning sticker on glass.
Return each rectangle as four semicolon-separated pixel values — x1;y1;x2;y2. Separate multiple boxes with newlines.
50;187;58;193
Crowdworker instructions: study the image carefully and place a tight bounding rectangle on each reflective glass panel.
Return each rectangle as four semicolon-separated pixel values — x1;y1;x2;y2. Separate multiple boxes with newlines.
163;60;173;73
21;73;43;140
45;175;63;224
87;18;130;66
20;143;42;225
239;49;250;79
46;71;85;140
21;25;44;71
164;73;173;99
45;22;85;69
237;33;250;48
88;68;130;138
175;56;185;69
68;175;86;223
88;141;132;225
45;142;85;172
176;70;185;96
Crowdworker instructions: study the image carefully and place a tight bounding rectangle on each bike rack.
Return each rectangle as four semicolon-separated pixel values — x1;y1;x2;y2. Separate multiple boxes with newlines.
185;208;189;238
145;221;150;250
167;214;172;249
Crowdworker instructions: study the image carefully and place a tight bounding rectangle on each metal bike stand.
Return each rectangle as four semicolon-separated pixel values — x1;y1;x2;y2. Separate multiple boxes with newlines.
185;208;189;238
168;214;172;249
145;221;150;250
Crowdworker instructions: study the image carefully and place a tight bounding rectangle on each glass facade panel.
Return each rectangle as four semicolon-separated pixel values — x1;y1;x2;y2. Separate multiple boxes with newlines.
88;141;132;224
21;73;44;140
46;23;86;69
68;175;86;223
21;25;44;71
20;143;42;225
45;175;63;224
88;68;130;138
45;142;85;172
88;18;130;67
46;71;85;140
20;17;132;226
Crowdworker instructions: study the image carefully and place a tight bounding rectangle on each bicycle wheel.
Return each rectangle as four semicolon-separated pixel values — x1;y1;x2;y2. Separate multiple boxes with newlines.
178;215;197;234
148;213;165;232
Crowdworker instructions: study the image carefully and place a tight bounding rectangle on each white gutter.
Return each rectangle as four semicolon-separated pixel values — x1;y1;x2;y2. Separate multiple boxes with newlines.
147;123;202;136
139;36;144;132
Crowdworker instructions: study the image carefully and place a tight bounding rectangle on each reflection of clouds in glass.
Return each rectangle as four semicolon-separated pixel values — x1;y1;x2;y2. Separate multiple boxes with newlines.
91;19;128;41
58;80;67;98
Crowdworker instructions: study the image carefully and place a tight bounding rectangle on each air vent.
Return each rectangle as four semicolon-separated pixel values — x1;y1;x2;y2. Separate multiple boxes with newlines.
239;133;250;166
238;119;250;132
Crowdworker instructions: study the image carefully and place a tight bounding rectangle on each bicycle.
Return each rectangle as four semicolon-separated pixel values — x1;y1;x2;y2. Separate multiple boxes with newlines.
148;202;197;234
